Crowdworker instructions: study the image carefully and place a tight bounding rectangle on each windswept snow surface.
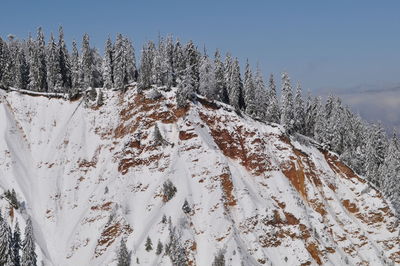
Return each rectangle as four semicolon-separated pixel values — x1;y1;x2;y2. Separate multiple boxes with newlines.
0;87;399;265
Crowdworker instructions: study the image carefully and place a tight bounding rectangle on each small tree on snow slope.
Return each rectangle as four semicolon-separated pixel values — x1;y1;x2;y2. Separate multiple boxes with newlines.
117;238;130;266
21;218;37;266
145;236;153;251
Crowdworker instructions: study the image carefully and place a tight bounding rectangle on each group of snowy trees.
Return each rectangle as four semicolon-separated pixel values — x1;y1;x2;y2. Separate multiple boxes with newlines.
0;27;136;94
0;214;37;266
1;28;399;215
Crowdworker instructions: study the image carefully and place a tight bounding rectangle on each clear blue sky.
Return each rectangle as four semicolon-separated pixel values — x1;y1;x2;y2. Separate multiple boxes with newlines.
1;0;400;93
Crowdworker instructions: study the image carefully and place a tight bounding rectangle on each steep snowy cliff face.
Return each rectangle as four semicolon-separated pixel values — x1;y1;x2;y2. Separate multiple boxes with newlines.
0;86;399;266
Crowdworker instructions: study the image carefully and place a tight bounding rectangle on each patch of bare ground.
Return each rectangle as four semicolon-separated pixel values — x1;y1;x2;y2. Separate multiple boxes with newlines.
323;151;365;183
306;243;322;265
219;171;237;207
94;222;133;258
179;130;198;140
199;112;273;175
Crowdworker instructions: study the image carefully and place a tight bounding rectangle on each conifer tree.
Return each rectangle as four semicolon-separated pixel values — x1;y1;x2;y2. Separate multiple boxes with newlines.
138;41;155;91
0;39;14;87
117;238;130;266
0;37;6;83
176;62;195;108
145;236;153;251
36;27;47;91
15;46;30;90
266;74;280;123
0;214;13;265
103;37;114;89
182;199;191;214
226;57;242;110
214;49;228;103
27;34;40;91
254;66;268;120
12;221;21;266
81;33;93;89
124;37;137;83
173;39;185;84
243;60;255;115
21;218;37;266
365;123;387;186
198;54;216;99
293;83;305;134
280;72;294;132
46;33;62;92
113;34;127;89
58;26;71;89
381;132;400;212
184;40;200;91
70;40;80;90
156;240;163;255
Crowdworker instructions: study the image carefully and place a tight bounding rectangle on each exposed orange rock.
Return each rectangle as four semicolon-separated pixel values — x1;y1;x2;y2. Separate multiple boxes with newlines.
179;131;198;140
306;243;322;265
91;202;113;211
220;172;237;207
342;199;359;213
94;222;133;257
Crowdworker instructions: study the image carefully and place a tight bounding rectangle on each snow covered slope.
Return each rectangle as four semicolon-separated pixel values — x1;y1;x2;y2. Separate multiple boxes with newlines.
0;86;399;265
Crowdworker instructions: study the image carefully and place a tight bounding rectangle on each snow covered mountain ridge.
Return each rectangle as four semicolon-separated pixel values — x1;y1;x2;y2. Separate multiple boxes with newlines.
0;85;399;265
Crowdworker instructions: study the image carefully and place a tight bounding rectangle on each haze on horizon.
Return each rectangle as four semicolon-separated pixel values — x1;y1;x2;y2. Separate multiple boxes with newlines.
1;0;399;131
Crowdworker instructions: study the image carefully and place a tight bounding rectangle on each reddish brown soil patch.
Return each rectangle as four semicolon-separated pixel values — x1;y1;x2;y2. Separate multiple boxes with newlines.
179;131;198;140
91;202;113;211
282;160;307;199
199;112;272;175
306;243;322;265
309;199;327;216
342;199;359;213
220;173;237;207
323;151;365;183
94;222;133;257
284;212;300;225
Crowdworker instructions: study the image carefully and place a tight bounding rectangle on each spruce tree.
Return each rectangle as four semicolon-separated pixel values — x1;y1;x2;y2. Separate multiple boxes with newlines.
253;66;268;120
280;72;294;133
198;54;216;99
117;238;130;266
46;33;62;92
381;132;400;212
172;39;185;84
226;57;242;111
103;37;114;89
21;218;37;266
145;236;153;251
184;40;200;91
113;34;127;89
27;34;40;91
36;27;47;91
12;221;21;266
176;62;195;108
265;74;280;123
58;26;71;89
365;123;387;187
0;215;13;265
293;83;305;134
70;40;80;91
0;39;14;87
81;33;93;89
243;60;255;115
15;46;30;90
156;240;163;255
214;49;228;103
138;41;155;91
